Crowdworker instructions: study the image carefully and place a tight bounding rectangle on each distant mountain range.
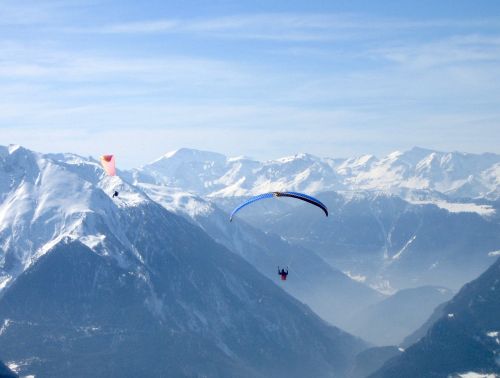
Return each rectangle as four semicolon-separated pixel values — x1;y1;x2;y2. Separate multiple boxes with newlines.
1;144;499;376
130;146;500;200
127;146;500;294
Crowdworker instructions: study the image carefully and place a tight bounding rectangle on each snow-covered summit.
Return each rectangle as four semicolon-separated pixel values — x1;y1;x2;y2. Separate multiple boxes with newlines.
0;145;370;377
0;145;150;291
349;147;500;198
276;152;320;164
135;147;500;200
154;147;227;163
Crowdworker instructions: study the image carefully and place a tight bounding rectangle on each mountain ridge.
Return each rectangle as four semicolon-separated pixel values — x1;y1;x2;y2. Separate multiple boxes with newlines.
0;145;367;377
370;257;500;377
132;146;500;200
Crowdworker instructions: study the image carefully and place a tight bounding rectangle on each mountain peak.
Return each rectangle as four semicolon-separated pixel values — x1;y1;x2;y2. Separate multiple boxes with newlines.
158;148;226;163
275;152;320;163
386;150;403;159
136;146;500;199
7;144;23;154
385;147;439;166
227;155;254;162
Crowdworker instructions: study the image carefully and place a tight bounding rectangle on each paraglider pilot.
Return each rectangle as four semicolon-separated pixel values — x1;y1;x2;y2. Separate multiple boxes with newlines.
278;266;288;281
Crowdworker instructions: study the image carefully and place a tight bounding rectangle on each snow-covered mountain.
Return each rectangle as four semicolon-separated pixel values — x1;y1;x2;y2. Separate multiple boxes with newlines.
0;145;367;377
340;147;500;200
0;144;148;290
232;191;500;292
134;183;384;333
129;148;344;197
128;146;500;340
2;143;499;376
132;147;500;200
371;257;500;377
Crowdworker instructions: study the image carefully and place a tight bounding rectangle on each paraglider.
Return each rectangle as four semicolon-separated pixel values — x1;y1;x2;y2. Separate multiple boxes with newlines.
229;191;328;222
278;266;288;281
100;154;116;176
230;191;328;282
100;154;118;198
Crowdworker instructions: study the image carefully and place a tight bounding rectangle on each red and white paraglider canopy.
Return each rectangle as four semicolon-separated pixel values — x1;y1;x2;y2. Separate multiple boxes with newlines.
100;154;116;176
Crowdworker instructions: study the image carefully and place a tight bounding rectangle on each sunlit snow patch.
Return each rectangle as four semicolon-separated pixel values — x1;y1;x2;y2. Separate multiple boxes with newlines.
370;279;395;295
7;357;41;376
31;232;82;267
7;362;18;373
0;276;11;290
0;319;11;336
138;183;214;218
100;176;148;207
486;331;500;345
409;200;495;216
392;235;416;260
343;270;367;283
458;373;498;378
488;250;500;257
80;234;106;250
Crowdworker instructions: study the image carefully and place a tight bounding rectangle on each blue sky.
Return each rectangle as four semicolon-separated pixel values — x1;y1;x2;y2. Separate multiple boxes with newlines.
1;0;500;167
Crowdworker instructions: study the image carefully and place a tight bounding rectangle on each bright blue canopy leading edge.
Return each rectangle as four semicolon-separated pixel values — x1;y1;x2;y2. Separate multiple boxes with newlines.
229;191;328;221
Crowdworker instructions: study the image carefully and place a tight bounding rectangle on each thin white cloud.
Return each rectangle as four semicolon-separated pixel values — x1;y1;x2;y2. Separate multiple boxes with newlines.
377;34;500;69
0;42;252;86
63;14;367;41
97;20;180;34
74;13;500;42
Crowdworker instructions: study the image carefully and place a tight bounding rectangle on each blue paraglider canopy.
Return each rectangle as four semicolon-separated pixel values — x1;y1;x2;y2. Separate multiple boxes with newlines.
229;191;328;221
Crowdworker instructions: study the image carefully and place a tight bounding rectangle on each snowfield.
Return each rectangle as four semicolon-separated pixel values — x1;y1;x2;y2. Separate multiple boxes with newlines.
133;146;500;202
